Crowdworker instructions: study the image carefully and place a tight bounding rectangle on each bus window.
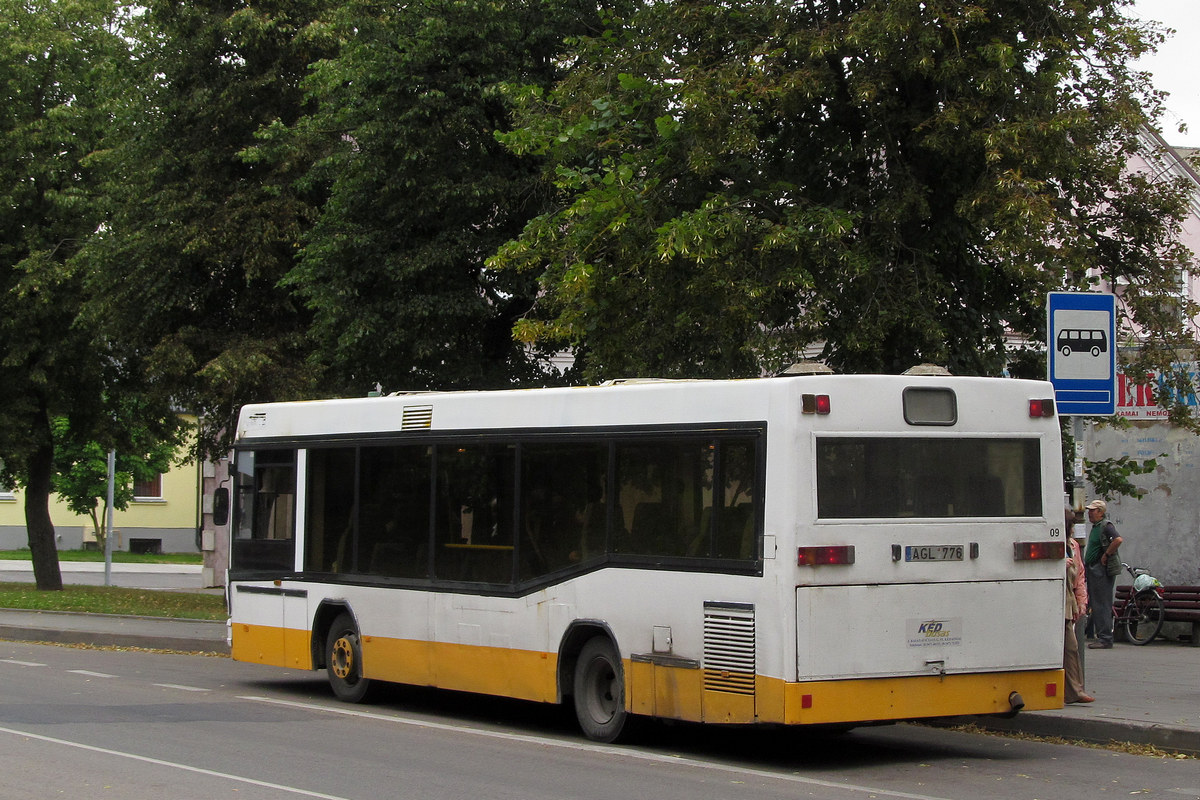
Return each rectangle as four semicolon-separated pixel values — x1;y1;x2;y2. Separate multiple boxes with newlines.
435;443;516;584
816;437;1041;518
306;447;357;573
231;449;296;573
615;440;713;557
712;438;758;560
359;445;432;579
519;442;608;580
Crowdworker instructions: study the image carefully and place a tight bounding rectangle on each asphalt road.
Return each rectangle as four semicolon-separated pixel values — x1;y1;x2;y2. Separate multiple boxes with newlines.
1;641;1197;800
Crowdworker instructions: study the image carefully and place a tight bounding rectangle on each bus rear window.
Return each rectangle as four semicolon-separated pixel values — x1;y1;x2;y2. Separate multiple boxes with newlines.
816;438;1041;519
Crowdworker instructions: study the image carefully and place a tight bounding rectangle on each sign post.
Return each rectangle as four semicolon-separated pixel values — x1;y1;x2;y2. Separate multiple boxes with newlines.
1048;291;1117;510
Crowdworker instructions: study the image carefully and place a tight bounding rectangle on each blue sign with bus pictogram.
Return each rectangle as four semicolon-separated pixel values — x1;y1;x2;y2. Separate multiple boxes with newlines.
1047;292;1117;415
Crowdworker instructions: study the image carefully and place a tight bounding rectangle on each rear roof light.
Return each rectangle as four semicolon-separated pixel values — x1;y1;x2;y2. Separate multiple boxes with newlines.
802;394;831;415
1013;541;1065;561
798;545;855;566
1029;398;1056;417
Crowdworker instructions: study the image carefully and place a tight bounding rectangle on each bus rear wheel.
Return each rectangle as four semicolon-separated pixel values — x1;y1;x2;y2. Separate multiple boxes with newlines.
326;613;374;703
573;637;628;742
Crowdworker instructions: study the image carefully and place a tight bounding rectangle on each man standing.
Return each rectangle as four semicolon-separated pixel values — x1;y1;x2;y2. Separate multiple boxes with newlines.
1083;499;1123;649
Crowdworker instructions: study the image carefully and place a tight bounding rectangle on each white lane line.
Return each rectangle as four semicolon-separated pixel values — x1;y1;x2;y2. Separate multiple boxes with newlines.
153;683;210;692
67;670;117;678
242;695;955;800
0;659;46;667
0;724;354;800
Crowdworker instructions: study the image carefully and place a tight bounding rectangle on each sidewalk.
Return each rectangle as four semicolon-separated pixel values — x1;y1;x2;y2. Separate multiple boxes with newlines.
963;637;1200;755
0;608;228;654
0;559;202;574
0;559;227;653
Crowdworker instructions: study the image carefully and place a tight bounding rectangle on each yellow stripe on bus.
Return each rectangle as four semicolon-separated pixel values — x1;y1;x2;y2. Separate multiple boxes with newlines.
231;623;313;670
774;669;1064;725
232;624;1062;726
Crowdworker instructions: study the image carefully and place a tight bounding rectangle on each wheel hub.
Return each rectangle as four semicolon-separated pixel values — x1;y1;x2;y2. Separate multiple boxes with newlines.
331;635;355;680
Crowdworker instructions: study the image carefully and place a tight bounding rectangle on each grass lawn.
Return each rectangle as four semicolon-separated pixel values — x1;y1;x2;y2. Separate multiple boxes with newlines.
0;548;202;565
0;582;226;620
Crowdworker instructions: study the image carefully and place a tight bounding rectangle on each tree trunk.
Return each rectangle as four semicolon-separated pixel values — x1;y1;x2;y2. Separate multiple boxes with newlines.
25;405;63;592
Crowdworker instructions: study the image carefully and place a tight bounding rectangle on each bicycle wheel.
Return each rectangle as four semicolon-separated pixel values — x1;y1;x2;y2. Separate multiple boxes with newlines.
1123;589;1165;645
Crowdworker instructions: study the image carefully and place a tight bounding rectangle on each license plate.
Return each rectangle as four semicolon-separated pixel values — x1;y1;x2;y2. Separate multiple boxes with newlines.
906;545;964;562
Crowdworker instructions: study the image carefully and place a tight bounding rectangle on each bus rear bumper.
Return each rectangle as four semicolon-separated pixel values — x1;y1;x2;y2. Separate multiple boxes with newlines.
770;668;1064;725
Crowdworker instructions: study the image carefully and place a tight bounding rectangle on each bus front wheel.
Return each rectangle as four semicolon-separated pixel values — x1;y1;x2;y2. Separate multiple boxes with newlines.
326;613;374;703
573;637;628;742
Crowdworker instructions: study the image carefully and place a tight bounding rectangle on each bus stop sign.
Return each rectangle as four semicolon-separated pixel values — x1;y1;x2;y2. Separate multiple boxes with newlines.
1047;291;1117;416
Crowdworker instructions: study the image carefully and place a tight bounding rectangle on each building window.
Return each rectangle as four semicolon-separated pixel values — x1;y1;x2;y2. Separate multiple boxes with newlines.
133;474;163;500
0;460;13;500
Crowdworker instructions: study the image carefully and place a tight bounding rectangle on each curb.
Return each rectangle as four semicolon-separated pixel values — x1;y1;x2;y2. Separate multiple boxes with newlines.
961;713;1200;756
0;623;230;654
0;610;229;655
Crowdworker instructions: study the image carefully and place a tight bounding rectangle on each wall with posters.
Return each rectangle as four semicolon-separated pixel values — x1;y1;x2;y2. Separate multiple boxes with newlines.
1115;365;1199;420
1083;366;1200;595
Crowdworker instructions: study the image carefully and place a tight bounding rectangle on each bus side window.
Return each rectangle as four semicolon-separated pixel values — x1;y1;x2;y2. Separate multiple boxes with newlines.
305;447;356;574
614;439;715;558
359;445;432;580
231;449;297;573
434;444;516;584
519;442;606;581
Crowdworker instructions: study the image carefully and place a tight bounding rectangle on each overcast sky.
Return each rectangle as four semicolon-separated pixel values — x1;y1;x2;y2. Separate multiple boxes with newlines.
1131;0;1200;146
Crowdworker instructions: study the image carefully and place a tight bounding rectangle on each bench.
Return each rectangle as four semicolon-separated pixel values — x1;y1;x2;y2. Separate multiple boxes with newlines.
1115;584;1200;646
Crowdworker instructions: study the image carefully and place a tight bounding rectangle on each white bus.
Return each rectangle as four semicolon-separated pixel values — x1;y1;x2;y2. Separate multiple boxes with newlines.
227;374;1067;741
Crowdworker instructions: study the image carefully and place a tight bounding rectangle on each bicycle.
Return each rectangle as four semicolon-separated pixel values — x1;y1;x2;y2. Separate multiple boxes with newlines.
1112;562;1165;645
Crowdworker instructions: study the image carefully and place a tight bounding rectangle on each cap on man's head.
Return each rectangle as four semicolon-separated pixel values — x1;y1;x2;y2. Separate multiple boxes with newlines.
1086;499;1107;513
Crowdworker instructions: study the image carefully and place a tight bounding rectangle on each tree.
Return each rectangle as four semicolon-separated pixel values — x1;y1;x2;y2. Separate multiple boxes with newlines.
50;415;186;551
491;0;1197;398
0;0;133;590
81;0;338;457
266;0;610;394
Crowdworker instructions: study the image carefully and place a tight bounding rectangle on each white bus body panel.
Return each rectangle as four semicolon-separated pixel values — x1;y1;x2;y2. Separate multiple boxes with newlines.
796;579;1062;681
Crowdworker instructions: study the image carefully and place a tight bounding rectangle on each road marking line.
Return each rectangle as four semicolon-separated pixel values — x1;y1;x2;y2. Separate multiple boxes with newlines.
0;724;354;800
67;670;117;678
0;659;46;667
153;683;210;692
241;695;953;800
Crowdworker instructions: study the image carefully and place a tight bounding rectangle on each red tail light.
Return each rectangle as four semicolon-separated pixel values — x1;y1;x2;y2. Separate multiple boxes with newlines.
1013;541;1065;561
802;394;831;415
1029;398;1056;417
798;545;855;566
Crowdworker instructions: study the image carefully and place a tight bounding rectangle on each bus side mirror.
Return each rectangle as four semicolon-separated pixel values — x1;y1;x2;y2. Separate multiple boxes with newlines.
212;487;230;527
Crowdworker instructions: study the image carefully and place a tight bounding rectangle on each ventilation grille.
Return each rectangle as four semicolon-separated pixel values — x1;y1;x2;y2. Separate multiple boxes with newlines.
402;405;433;430
703;603;756;695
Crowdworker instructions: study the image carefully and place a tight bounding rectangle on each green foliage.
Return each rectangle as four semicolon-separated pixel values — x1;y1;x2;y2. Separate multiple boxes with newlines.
49;415;188;547
0;0;139;590
1084;454;1158;501
491;0;1196;385
80;0;338;457
266;0;605;393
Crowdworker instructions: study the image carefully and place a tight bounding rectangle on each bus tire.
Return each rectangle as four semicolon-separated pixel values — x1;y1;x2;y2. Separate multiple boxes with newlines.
326;613;374;703
573;637;628;742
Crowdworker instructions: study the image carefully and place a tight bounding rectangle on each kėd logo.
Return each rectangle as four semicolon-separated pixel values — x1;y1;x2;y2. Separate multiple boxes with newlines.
918;620;949;637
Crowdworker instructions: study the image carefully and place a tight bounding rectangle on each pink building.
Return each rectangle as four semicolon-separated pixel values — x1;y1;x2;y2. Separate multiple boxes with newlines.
1081;130;1200;600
